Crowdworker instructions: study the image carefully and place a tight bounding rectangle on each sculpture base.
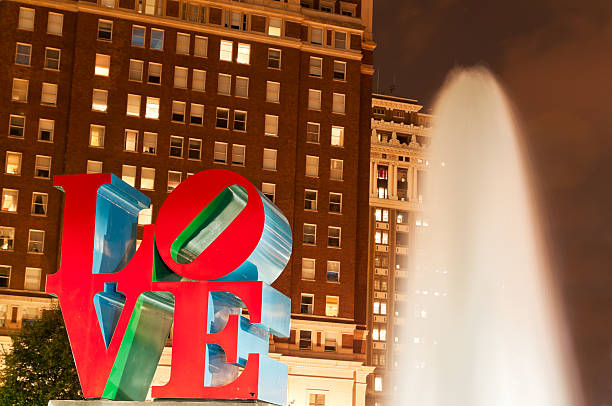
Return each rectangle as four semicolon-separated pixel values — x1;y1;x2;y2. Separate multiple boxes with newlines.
49;401;276;405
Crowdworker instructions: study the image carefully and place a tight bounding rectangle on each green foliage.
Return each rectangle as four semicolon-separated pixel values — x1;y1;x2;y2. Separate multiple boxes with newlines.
0;308;82;405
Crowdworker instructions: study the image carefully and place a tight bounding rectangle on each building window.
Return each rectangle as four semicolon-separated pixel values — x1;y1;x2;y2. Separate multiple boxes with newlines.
234;111;247;132
329;192;342;213
121;165;136;186
375;208;389;222
216;108;229;128
261;183;275;202
268;18;281;36
168;171;182;192
192;69;206;91
44;48;60;70
131;25;146;47
1;190;18;212
124;129;138;151
324;333;337;352
140;167;155;190
101;0;115;8
305;155;319;177
266;81;280;103
194;36;208;57
374;376;383;392
308;89;321;110
9;115;25;138
145;97;160;119
169;135;184;157
15;43;31;66
300;295;314;315
327;261;340;282
148;62;162;84
328;226;341;248
24;268;41;291
332;93;345;114
129;60;144;81
41;83;58;106
237;43;250;64
303;223;316;245
311;27;323;45
174;66;188;88
331;126;344;147
302;258;315;280
89;125;105;147
217;73;231;95
375;230;389;245
18;7;35;30
142;132;157;154
5;152;22;175
268;49;281;69
325;296;339;317
12;78;28;102
97;20;113;41
47;12;63;35
127;94;141;116
86;160;103;174
138;205;153;225
231;144;246;166
299;329;312;349
264;115;279;137
333;61;347;81
236;76;249;98
262;148;277;170
92;89;108;112
220;40;233;61
190;103;204;125
309;57;322;77
38;119;54;142
94;54;110;76
188;138;202;160
306;122;320;143
34;156;51;178
176;33;190;54
31;193;48;215
0;228;15;251
304;189;317;211
0;266;9;288
330;159;343;180
150;29;164;50
214;142;228;164
171;101;186;122
334;32;347;49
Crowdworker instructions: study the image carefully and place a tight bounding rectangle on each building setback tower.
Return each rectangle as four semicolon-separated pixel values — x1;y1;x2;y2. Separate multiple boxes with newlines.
0;0;375;404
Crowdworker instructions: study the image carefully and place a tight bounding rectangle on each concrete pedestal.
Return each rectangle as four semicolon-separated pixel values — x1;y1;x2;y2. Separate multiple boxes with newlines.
49;401;276;406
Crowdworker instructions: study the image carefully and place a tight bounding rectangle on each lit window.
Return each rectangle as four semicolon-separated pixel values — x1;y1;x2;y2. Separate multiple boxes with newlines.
194;36;208;57
325;296;339;317
311;27;323;45
138;205;153;225
124;130;138;152
332;93;345;114
192;69;206;91
121;165;136;186
330;159;343;180
172;66;188;88
86;160;103;174
231;144;246;166
265;115;279;137
150;29;164;50
142;132;157;154
140;167;155;190
5;152;22;175
374;231;388;245
305;155;319;177
38;119;54;142
89;124;105;147
381;303;387;315
328;226;341;248
190;103;204;125
44;48;60;70
97;20;113;41
141;0;162;16
268;18;281;36
176;33;190;54
326;261;339;282
213;142;228;163
101;0;115;8
261;183;275;202
24;268;41;291
18;7;35;30
171;101;186;122
235;76;249;98
148;62;162;84
375;209;389;222
234;111;247;132
126;94;141;116
334;32;347;49
374;376;383;392
331;126;344;147
308;89;321;110
47;12;63;35
95;54;110;76
31;193;48;215
306;122;320;143
373;301;380;314
302;258;315;280
1;190;18;212
300;294;314;315
12;78;28;102
228;11;243;30
266;81;280;103
188;138;202;160
309;57;322;77
304;189;317;211
132;26;145;47
263;148;277;170
0;265;10;287
145;97;160;119
299;329;312;349
268;49;281;69
9;115;25;138
41;83;58;106
91;89;108;112
219;40;233;61
129;60;144;81
237;43;250;64
333;61;347;81
217;73;231;95
34;156;51;178
324;333;337;352
303;223;316;245
169;135;184;158
167;171;182;192
15;43;31;66
0;228;15;251
329;192;342;213
216;108;229;129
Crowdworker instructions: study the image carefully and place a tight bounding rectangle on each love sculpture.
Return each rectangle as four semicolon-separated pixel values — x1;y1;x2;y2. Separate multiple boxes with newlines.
47;169;292;405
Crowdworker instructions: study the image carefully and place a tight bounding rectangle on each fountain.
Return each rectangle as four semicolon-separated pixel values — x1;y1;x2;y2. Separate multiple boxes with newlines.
392;68;583;405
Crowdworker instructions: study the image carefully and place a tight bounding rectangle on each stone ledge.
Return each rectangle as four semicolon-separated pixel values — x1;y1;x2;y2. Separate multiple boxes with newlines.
49;401;276;406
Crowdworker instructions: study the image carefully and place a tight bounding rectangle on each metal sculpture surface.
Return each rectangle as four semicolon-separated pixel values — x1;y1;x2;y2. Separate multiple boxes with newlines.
47;169;292;405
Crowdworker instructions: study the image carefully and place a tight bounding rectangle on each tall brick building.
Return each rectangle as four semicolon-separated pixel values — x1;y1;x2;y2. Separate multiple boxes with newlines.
0;0;375;404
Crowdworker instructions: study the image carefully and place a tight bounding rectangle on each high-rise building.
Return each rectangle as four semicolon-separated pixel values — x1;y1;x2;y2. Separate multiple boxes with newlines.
366;94;433;405
0;0;375;404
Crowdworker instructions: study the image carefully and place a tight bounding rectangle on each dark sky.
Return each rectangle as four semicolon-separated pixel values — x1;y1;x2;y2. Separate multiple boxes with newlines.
374;1;612;404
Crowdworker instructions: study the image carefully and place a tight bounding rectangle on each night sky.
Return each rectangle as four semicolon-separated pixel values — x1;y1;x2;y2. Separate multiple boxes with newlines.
374;1;612;404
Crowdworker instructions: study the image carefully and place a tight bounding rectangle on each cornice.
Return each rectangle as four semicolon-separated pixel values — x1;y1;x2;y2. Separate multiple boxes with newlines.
361;64;375;75
371;118;432;137
372;98;422;112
